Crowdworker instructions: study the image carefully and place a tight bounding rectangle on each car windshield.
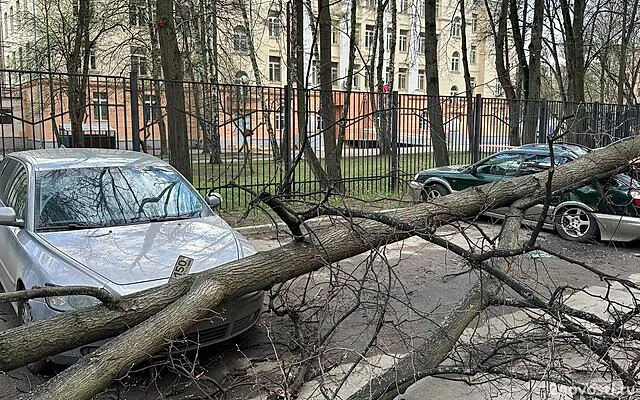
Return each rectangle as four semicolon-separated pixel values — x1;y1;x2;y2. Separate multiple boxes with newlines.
35;165;208;231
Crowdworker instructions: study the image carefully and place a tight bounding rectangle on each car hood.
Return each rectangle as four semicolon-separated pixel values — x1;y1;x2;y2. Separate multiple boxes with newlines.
417;164;470;179
37;216;242;286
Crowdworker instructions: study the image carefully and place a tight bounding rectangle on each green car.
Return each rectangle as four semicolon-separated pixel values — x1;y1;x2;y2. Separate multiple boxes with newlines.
409;145;640;242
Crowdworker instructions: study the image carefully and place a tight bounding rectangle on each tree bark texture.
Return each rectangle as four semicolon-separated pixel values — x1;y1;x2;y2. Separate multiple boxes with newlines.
67;0;92;148
156;0;192;181
425;0;449;166
3;138;638;400
522;0;544;144
317;0;344;191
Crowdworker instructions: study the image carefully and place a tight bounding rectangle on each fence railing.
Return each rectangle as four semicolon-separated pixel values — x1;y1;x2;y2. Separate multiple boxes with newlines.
0;68;638;210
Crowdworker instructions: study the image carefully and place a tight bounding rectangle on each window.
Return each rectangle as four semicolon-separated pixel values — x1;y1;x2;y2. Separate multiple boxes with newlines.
331;62;338;87
129;2;146;26
399;0;409;12
399;29;408;52
451;17;461;37
92;92;108;121
418;0;425;16
232;26;249;51
470;45;477;64
450;85;458;96
418;70;425;90
0;108;11;124
471;13;478;33
398;68;407;90
89;49;97;70
6;165;27;219
495;82;504;96
131;47;147;75
332;25;339;45
386;28;393;50
352;64;360;87
3;13;7;37
361;0;376;7
470;77;476;91
354;23;360;44
269;56;281;82
275;109;285;130
451;51;460;71
268;13;280;37
9;7;13;33
418;33;425;53
311;60;320;85
475;153;524;176
143;95;160;124
385;67;392;85
365;25;375;48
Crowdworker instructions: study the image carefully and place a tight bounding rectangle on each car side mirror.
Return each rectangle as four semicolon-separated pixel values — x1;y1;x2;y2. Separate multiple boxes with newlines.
206;192;222;209
0;206;22;227
467;165;477;175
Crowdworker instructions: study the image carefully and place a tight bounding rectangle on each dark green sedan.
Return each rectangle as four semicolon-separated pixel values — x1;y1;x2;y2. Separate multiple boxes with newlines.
409;145;640;242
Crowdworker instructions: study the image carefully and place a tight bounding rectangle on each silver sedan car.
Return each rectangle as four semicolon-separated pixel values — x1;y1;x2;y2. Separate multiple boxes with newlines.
0;149;263;371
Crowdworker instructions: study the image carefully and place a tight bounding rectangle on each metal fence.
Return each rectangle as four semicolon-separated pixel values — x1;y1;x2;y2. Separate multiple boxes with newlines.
0;68;638;210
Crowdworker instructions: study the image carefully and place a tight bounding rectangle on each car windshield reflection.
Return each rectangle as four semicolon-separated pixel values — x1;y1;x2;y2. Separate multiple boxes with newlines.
35;166;208;231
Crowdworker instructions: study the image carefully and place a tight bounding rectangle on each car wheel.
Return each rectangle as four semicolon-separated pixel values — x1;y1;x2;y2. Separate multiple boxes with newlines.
554;206;599;242
18;300;54;376
422;183;450;201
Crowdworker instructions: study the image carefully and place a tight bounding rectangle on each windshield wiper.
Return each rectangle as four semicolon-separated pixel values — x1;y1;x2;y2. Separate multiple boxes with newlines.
39;222;105;232
147;215;194;223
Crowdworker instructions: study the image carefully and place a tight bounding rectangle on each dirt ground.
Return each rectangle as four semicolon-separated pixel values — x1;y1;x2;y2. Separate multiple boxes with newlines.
1;221;640;399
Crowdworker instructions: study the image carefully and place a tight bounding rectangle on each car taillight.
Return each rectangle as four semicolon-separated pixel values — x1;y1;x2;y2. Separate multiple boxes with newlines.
630;190;640;207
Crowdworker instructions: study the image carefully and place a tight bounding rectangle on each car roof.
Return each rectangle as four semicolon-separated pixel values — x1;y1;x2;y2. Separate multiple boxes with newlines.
5;148;168;171
517;142;590;157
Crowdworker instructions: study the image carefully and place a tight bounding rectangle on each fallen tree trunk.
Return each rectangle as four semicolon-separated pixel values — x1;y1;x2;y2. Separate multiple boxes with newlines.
1;138;638;399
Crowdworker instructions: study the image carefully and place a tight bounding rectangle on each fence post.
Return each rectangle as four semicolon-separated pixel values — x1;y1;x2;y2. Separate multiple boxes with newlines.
129;71;141;152
538;99;548;143
283;85;292;196
473;93;482;163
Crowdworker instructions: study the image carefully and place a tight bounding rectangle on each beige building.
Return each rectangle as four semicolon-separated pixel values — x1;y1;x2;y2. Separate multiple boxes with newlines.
0;0;509;150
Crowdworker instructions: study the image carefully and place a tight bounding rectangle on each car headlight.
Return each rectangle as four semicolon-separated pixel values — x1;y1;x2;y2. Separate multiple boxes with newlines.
45;295;101;312
414;172;422;181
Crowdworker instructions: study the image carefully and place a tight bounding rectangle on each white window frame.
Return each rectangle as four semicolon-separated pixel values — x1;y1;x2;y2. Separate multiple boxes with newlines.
451;51;460;71
269;56;281;82
232;27;249;51
399;29;408;52
92;92;108;121
398;69;407;90
365;25;375;48
451;17;461;37
470;45;477;64
268;15;280;37
418;70;425;91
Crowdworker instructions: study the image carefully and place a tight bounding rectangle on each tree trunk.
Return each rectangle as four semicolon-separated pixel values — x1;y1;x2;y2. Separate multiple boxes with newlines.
146;0;168;156
460;0;475;154
485;0;521;146
376;0;394;155
8;138;640;400
294;0;330;187
67;0;92;148
337;0;358;156
522;0;544;144
317;0;344;191
207;0;222;165
156;0;192;181
425;0;449;166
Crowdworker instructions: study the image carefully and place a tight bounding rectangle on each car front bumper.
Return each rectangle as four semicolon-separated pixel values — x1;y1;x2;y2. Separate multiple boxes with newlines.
29;291;265;365
408;181;424;202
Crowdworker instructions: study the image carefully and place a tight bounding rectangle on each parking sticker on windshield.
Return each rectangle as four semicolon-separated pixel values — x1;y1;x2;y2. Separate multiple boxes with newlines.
170;255;194;282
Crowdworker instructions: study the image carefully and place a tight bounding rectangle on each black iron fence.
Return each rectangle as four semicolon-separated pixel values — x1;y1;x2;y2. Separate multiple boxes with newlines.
0;68;638;210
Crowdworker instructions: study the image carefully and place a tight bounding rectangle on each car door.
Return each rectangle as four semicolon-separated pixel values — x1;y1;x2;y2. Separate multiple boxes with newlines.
517;154;573;221
0;159;28;290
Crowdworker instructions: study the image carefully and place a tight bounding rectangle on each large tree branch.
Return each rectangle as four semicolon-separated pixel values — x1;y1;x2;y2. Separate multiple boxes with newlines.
3;138;639;399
